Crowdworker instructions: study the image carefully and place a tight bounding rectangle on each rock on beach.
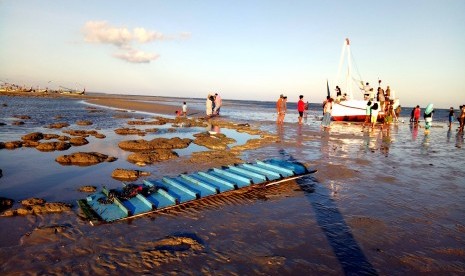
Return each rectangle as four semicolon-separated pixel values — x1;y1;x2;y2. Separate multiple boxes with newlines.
55;152;117;165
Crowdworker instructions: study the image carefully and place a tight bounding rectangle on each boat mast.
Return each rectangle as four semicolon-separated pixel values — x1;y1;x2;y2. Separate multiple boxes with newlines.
345;38;353;100
336;38;354;99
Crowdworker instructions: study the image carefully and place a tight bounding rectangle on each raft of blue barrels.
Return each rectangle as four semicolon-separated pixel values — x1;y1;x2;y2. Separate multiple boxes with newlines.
77;159;313;224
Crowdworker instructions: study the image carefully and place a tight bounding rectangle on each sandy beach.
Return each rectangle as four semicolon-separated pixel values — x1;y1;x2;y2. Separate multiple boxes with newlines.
1;92;464;275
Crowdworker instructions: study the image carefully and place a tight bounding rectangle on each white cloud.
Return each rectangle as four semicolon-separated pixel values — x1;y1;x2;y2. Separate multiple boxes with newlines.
113;48;159;63
82;20;188;64
83;21;132;47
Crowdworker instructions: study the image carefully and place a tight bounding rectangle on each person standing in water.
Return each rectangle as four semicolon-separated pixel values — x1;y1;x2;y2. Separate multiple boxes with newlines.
321;98;333;130
213;93;222;115
297;95;305;125
447;107;454;128
276;94;286;124
182;102;187;117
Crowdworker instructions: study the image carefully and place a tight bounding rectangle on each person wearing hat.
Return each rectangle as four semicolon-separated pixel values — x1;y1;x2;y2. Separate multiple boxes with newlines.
276;94;287;124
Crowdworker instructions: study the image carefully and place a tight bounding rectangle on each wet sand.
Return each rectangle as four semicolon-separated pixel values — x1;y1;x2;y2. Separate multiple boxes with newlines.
1;93;465;275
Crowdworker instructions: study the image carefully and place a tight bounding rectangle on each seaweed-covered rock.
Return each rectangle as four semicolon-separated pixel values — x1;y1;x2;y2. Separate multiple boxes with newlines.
114;128;146;136
78;186;97;193
118;137;192;151
21;198;46;206
69;137;89;146
13;115;31;120
47;122;70;129
76;120;93;126
193;132;236;150
22;140;41;147
62;129;95;137
21;132;44;141
4;141;23;149
111;168;151;181
189;150;242;166
43;134;60;140
0;197;13;212
1;198;71;216
36;141;71;151
127;149;179;164
55;152;117;165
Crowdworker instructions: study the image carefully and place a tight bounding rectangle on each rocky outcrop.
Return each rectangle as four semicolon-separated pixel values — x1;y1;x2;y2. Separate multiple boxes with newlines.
193;132;236;150
22;140;40;147
127;120;166;125
76;120;93;126
1;198;71;216
118;137;192;151
44;134;60;140
62;129;105;139
21;132;44;141
47;122;70;129
13;115;31;120
36;141;71;151
69;137;89;146
0;197;13;212
55;152;117;165
189;150;243;166
127;149;179;165
78;185;97;193
114;128;146;136
4;141;22;149
111;168;151;181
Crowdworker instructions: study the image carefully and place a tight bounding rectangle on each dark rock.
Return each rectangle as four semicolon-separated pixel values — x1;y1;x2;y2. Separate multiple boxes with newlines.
111;168;151;181
43;134;60;140
55;152;117;166
127;149;179;164
21;132;44;141
13;115;31;120
4;141;23;149
193;132;236;150
12;121;25;125
119;137;192;151
76;120;93;126
69;137;89;146
78;186;97;193
36;142;71;151
47;122;69;129
21;198;46;206
0;197;13;212
114;128;146;136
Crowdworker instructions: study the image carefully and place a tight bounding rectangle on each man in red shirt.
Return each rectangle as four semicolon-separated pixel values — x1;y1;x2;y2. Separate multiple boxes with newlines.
414;105;421;124
297;95;305;125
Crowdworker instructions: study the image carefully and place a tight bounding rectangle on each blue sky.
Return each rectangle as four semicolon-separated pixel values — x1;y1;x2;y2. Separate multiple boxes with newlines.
1;0;464;108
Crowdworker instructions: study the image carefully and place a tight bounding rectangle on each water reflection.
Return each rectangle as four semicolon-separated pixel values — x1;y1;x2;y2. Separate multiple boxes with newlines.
410;123;419;141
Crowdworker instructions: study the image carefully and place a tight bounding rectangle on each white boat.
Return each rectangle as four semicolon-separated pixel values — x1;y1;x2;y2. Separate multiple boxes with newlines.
330;39;400;122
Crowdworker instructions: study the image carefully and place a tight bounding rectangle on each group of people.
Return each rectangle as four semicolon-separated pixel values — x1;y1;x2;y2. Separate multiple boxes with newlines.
206;93;222;118
276;94;309;125
362;82;392;112
448;105;465;132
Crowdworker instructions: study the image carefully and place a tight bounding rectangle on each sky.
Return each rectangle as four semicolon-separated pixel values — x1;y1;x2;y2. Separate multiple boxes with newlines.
1;0;464;108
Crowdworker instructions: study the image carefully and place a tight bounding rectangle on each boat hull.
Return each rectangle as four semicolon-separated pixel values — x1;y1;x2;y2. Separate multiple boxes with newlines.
330;99;398;122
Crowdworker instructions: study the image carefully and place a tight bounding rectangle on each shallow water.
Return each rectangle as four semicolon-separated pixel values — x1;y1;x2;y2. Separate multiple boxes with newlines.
1;95;465;275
